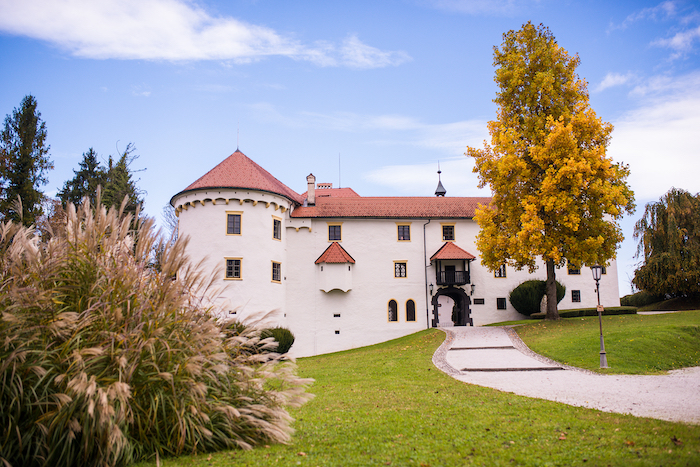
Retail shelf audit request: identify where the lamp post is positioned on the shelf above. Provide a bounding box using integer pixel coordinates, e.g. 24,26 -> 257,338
591,265 -> 609,369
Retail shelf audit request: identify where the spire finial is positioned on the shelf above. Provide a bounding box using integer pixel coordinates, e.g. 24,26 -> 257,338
237,122 -> 239,151
435,161 -> 446,197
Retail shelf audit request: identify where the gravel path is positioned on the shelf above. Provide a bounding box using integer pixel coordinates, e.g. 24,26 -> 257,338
432,326 -> 700,424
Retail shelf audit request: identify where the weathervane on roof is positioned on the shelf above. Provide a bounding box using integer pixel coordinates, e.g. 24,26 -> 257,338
237,122 -> 239,151
435,161 -> 446,197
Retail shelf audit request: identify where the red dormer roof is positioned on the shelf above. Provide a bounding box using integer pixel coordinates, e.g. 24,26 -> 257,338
430,242 -> 476,261
292,196 -> 491,219
171,150 -> 303,204
315,242 -> 356,264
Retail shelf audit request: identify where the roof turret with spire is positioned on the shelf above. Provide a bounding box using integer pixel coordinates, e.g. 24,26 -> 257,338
435,163 -> 446,197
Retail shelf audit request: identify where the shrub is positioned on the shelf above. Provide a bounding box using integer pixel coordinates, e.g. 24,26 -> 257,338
0,199 -> 312,467
509,280 -> 566,316
620,290 -> 663,308
531,307 -> 637,319
261,327 -> 296,354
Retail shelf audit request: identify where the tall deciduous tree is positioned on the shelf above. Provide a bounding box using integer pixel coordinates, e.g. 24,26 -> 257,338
633,188 -> 700,297
0,95 -> 53,225
466,22 -> 635,320
57,148 -> 107,207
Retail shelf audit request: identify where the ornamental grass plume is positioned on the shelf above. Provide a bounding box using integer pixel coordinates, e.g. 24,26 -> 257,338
0,196 -> 313,467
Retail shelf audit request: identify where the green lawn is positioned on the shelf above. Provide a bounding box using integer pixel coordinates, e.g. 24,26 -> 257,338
514,310 -> 700,374
136,325 -> 700,467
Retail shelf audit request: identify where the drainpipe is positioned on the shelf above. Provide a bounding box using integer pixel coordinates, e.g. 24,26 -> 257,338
423,219 -> 431,329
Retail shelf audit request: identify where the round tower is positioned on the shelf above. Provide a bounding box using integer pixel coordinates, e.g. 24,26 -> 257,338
170,150 -> 302,324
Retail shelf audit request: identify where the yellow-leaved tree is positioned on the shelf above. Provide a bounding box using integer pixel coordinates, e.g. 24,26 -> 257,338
466,22 -> 635,320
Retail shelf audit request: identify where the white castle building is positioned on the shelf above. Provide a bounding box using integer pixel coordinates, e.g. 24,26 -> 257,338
170,150 -> 621,357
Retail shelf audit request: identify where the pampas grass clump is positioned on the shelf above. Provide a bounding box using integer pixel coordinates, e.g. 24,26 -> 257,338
0,198 -> 312,467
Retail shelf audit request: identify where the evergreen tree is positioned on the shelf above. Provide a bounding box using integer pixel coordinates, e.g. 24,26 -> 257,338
467,22 -> 635,319
0,95 -> 53,225
57,148 -> 107,207
101,142 -> 145,216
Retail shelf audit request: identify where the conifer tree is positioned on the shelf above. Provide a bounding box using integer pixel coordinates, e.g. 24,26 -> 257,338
467,22 -> 635,319
0,95 -> 53,225
57,147 -> 107,207
101,142 -> 144,216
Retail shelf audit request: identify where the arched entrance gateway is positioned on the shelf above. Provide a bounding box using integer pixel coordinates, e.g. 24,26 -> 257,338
429,242 -> 476,327
431,286 -> 472,327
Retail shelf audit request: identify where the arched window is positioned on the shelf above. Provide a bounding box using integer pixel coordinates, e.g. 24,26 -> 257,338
388,300 -> 398,322
406,299 -> 416,322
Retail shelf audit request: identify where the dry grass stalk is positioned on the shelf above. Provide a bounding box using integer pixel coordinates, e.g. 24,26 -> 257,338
0,197 -> 313,467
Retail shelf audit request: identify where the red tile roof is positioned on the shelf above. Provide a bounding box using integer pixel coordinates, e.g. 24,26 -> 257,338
301,187 -> 361,199
315,242 -> 356,264
430,242 -> 477,261
172,150 -> 303,204
292,196 -> 491,219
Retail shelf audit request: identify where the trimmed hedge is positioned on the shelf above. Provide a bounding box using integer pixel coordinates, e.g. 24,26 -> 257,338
261,327 -> 296,354
531,306 -> 638,319
621,290 -> 664,307
509,280 -> 566,316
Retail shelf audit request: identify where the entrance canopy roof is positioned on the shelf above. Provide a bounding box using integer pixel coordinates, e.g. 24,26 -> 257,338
430,242 -> 476,261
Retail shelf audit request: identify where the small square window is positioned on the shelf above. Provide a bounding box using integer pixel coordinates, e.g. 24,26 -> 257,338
394,262 -> 407,278
273,218 -> 282,240
328,224 -> 341,241
568,262 -> 580,275
572,290 -> 581,302
397,225 -> 411,241
225,259 -> 241,279
473,298 -> 485,305
442,225 -> 455,241
227,213 -> 241,235
272,262 -> 281,282
494,264 -> 507,278
496,297 -> 507,310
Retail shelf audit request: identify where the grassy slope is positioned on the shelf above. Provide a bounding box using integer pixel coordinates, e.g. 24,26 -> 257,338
514,311 -> 700,374
139,329 -> 700,467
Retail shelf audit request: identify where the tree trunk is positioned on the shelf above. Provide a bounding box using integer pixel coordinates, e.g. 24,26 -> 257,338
545,259 -> 560,320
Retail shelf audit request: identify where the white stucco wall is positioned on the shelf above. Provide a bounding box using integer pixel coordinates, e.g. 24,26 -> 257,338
172,189 -> 292,326
174,188 -> 623,358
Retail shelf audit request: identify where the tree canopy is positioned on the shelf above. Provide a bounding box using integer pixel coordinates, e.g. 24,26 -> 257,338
633,188 -> 700,297
59,143 -> 144,216
466,22 -> 635,319
0,95 -> 53,226
57,147 -> 107,207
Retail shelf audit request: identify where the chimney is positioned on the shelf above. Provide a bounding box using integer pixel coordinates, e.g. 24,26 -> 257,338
306,173 -> 316,205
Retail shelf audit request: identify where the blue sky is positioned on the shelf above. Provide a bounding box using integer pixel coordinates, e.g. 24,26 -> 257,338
1,0 -> 699,295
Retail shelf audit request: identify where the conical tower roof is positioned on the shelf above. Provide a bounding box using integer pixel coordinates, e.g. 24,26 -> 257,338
171,150 -> 303,204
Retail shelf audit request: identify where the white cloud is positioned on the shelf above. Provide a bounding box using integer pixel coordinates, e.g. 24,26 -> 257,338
608,71 -> 700,202
0,0 -> 410,67
652,24 -> 700,57
609,0 -> 677,31
363,157 -> 488,196
594,72 -> 636,92
340,35 -> 411,69
250,103 -> 488,156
